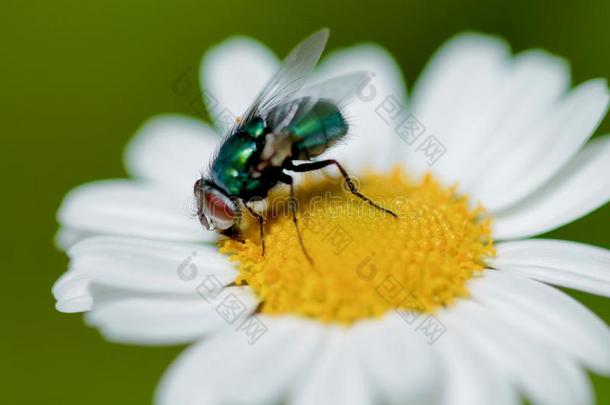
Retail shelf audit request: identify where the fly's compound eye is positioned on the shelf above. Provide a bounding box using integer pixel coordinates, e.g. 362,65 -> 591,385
194,181 -> 237,231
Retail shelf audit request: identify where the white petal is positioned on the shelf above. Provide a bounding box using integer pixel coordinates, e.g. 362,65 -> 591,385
68,236 -> 236,294
86,286 -> 257,345
352,314 -> 440,404
156,316 -> 323,405
490,238 -> 610,297
54,228 -> 97,251
52,271 -> 92,313
408,32 -> 512,182
406,31 -> 607,221
201,36 -> 278,127
58,180 -> 211,243
436,307 -> 519,405
474,79 -> 608,211
124,114 -> 219,191
448,299 -> 593,405
469,270 -> 610,375
52,270 -> 86,298
315,44 -> 408,172
456,49 -> 570,194
493,135 -> 610,239
289,326 -> 373,405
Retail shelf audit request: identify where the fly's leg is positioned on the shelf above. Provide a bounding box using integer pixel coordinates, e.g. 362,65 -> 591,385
245,204 -> 266,256
284,159 -> 398,218
278,173 -> 313,265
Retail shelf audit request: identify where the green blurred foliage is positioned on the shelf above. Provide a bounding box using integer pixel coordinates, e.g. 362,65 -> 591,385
1,0 -> 609,403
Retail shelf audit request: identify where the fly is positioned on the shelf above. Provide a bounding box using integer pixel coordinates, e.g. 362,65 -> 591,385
194,28 -> 397,263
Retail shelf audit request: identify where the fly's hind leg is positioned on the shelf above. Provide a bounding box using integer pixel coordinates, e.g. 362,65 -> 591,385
245,203 -> 266,256
278,173 -> 313,265
284,159 -> 398,218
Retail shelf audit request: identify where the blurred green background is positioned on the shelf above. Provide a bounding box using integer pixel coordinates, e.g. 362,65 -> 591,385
2,0 -> 609,403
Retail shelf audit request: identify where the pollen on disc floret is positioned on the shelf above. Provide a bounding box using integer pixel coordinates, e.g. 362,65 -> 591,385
219,165 -> 495,325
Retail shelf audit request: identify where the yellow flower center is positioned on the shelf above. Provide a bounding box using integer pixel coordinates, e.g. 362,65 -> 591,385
220,165 -> 494,324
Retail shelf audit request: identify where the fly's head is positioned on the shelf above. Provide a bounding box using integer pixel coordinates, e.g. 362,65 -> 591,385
194,178 -> 239,232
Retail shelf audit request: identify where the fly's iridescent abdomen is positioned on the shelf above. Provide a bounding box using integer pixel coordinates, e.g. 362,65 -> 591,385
269,98 -> 348,160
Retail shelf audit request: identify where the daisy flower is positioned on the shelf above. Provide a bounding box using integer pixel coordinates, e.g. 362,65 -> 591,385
53,31 -> 610,405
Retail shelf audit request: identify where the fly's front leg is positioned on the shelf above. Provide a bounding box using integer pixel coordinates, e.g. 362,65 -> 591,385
284,159 -> 398,218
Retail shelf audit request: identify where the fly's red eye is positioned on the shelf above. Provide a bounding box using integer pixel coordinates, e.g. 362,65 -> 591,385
205,192 -> 234,221
203,188 -> 236,230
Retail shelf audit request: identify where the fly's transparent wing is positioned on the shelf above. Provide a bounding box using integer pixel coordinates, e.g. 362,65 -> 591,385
240,28 -> 330,124
297,71 -> 369,105
269,72 -> 368,133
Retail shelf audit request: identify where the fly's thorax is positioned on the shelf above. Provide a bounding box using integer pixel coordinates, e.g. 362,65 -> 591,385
211,120 -> 282,200
242,117 -> 266,139
211,129 -> 265,196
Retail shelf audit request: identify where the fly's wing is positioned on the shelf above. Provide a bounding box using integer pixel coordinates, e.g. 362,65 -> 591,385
268,71 -> 368,134
238,28 -> 330,126
297,71 -> 369,106
261,72 -> 369,163
212,29 -> 329,171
